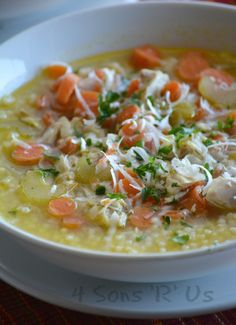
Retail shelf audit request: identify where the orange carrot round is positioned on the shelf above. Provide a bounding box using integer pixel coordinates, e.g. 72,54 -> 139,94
131,45 -> 161,69
60,138 -> 78,155
129,206 -> 154,229
116,105 -> 140,124
44,64 -> 67,79
55,73 -> 80,105
177,51 -> 209,83
161,81 -> 181,102
200,68 -> 234,87
62,216 -> 84,229
76,90 -> 99,116
12,144 -> 44,166
48,197 -> 77,217
127,79 -> 140,97
181,183 -> 207,214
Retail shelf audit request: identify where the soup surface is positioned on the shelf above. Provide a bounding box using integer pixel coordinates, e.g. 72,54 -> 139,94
1,46 -> 236,253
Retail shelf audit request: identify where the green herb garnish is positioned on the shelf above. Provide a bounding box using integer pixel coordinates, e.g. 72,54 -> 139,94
86,138 -> 92,146
107,193 -> 127,200
203,139 -> 213,147
172,233 -> 190,245
141,187 -> 164,203
162,216 -> 171,230
180,221 -> 193,228
97,91 -> 120,121
95,185 -> 106,195
169,126 -> 193,146
135,234 -> 146,242
134,157 -> 167,179
133,150 -> 144,161
39,168 -> 59,178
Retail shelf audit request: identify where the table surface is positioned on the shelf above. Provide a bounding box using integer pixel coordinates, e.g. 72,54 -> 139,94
1,0 -> 236,324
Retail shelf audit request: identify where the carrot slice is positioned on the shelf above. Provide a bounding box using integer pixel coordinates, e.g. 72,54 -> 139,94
116,105 -> 140,124
114,169 -> 143,198
76,90 -> 99,116
62,216 -> 84,229
55,73 -> 80,105
131,45 -> 161,69
181,183 -> 207,214
60,138 -> 78,155
95,69 -> 105,81
120,121 -> 144,148
127,79 -> 140,97
48,197 -> 76,217
42,112 -> 54,127
177,51 -> 209,83
229,111 -> 236,120
161,81 -> 181,102
44,64 -> 67,79
129,206 -> 154,229
12,144 -> 44,166
200,68 -> 234,87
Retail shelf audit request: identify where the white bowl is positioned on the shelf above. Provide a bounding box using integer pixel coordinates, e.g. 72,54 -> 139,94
1,1 -> 236,282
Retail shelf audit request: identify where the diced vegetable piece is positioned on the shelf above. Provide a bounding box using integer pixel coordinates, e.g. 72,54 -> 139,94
127,79 -> 140,97
60,138 -> 78,155
44,64 -> 67,79
55,73 -> 80,105
181,183 -> 207,214
12,145 -> 44,166
76,157 -> 96,183
116,105 -> 140,124
62,216 -> 84,229
114,169 -> 142,197
48,197 -> 76,217
96,167 -> 112,182
76,90 -> 99,116
21,170 -> 54,202
177,51 -> 209,83
161,81 -> 181,102
200,68 -> 234,87
129,206 -> 154,229
170,101 -> 195,125
206,177 -> 236,210
131,45 -> 161,69
198,76 -> 236,108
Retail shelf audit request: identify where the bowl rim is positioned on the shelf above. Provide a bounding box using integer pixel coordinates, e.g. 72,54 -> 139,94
1,0 -> 236,260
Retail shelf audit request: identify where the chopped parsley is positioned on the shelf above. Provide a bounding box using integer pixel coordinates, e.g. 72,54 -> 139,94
107,193 -> 127,200
158,145 -> 173,159
86,158 -> 92,165
169,126 -> 193,146
147,95 -> 155,106
126,161 -> 132,168
95,185 -> 106,195
39,168 -> 59,178
133,150 -> 144,161
162,216 -> 171,230
74,128 -> 83,138
86,138 -> 92,146
180,220 -> 193,228
171,182 -> 179,188
134,157 -> 167,179
135,234 -> 146,242
97,91 -> 120,121
141,187 -> 164,203
204,163 -> 213,175
217,117 -> 234,131
203,138 -> 213,147
172,233 -> 190,245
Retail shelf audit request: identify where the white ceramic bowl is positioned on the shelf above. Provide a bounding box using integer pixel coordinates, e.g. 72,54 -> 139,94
1,1 -> 236,282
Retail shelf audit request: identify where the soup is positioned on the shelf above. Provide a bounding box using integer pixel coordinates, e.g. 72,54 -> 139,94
1,46 -> 236,253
